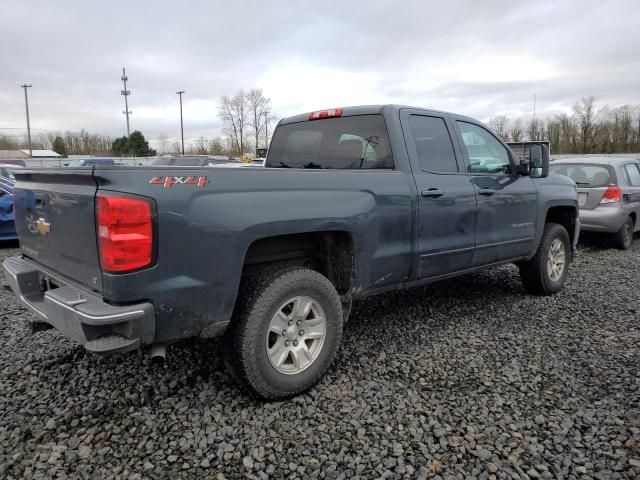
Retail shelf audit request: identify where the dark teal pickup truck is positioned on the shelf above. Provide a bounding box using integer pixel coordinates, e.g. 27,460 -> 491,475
2,105 -> 579,398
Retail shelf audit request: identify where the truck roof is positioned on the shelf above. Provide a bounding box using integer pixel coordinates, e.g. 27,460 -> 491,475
278,104 -> 475,125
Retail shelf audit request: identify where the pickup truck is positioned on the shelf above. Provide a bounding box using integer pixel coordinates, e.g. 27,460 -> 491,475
2,105 -> 579,399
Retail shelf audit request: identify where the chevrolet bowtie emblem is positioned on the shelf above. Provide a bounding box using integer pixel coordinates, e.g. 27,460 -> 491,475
36,217 -> 51,236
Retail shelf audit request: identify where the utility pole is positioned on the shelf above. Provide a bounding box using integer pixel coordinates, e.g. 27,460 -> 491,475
176,91 -> 185,155
263,110 -> 270,149
532,94 -> 537,122
21,84 -> 33,157
121,67 -> 131,136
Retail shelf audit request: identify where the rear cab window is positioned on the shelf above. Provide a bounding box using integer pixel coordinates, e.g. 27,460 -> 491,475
550,164 -> 613,187
266,115 -> 393,169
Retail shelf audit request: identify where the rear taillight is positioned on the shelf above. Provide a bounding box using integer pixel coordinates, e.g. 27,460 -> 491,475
309,108 -> 342,120
600,186 -> 622,204
96,194 -> 153,272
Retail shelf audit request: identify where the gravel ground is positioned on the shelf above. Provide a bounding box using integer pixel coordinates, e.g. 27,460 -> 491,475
0,239 -> 638,479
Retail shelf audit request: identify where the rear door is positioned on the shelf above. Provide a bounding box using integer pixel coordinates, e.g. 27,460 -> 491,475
452,119 -> 538,264
400,110 -> 477,278
12,169 -> 102,291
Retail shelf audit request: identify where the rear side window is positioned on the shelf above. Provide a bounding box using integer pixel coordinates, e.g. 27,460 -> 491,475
409,115 -> 458,173
624,164 -> 640,186
550,164 -> 612,187
266,115 -> 393,169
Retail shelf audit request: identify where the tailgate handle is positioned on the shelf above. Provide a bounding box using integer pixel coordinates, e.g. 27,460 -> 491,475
35,193 -> 48,212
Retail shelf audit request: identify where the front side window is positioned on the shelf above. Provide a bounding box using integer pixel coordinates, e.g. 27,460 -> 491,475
457,121 -> 511,174
624,164 -> 640,186
266,115 -> 393,169
409,115 -> 458,173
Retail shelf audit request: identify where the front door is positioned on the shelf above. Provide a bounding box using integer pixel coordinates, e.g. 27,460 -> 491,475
452,119 -> 538,265
401,111 -> 477,278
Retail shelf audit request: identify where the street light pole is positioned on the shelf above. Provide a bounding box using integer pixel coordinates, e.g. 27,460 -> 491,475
176,90 -> 185,155
21,84 -> 33,157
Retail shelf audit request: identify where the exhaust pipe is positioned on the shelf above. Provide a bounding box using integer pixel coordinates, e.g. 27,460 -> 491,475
150,343 -> 166,362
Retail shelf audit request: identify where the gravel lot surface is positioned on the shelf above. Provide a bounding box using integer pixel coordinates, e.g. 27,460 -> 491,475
0,240 -> 638,479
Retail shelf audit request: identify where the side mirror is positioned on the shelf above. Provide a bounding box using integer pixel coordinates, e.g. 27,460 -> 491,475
529,143 -> 549,178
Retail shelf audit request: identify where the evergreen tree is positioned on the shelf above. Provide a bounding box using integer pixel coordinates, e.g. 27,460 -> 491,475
112,131 -> 156,156
52,136 -> 67,157
111,136 -> 128,156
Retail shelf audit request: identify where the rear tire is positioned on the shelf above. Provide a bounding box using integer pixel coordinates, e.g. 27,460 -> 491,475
223,267 -> 343,399
519,222 -> 570,295
612,217 -> 634,250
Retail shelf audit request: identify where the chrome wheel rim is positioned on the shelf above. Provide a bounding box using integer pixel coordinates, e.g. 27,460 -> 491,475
547,238 -> 566,282
266,296 -> 327,375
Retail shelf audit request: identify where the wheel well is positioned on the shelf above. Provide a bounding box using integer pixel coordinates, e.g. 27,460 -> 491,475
242,231 -> 354,295
545,206 -> 577,244
629,211 -> 636,225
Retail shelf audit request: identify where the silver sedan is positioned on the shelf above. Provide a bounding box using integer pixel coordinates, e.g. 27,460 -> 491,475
550,157 -> 640,249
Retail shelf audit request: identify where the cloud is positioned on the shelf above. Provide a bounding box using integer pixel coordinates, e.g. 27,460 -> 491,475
0,0 -> 638,148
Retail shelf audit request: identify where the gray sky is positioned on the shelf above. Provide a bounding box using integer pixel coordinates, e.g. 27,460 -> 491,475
1,0 -> 639,148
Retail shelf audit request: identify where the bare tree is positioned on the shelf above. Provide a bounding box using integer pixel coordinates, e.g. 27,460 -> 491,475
247,88 -> 271,152
526,118 -> 545,141
158,133 -> 169,154
509,120 -> 523,142
191,136 -> 209,155
488,116 -> 509,141
546,117 -> 561,152
573,96 -> 606,153
611,106 -> 633,152
208,137 -> 225,155
219,91 -> 249,155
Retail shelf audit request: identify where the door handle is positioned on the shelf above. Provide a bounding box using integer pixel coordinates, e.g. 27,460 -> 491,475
421,188 -> 443,198
478,188 -> 496,196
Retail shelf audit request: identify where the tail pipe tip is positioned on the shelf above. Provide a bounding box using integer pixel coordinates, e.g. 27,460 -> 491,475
150,343 -> 167,362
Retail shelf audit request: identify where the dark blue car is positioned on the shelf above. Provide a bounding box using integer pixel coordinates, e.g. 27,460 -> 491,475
0,164 -> 19,241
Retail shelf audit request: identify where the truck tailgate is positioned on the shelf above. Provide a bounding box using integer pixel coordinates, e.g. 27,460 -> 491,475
12,169 -> 102,291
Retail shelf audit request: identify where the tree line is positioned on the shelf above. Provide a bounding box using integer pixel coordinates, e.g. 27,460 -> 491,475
488,97 -> 640,154
0,130 -> 114,156
3,96 -> 638,158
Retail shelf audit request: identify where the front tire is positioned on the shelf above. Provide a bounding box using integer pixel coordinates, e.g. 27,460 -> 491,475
223,267 -> 343,399
612,216 -> 634,250
519,222 -> 570,295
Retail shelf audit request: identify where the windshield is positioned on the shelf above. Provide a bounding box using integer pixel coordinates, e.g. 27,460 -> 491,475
550,163 -> 612,187
68,159 -> 86,167
266,115 -> 393,169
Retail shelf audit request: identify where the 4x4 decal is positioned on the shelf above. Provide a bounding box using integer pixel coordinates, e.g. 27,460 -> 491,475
149,176 -> 208,188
